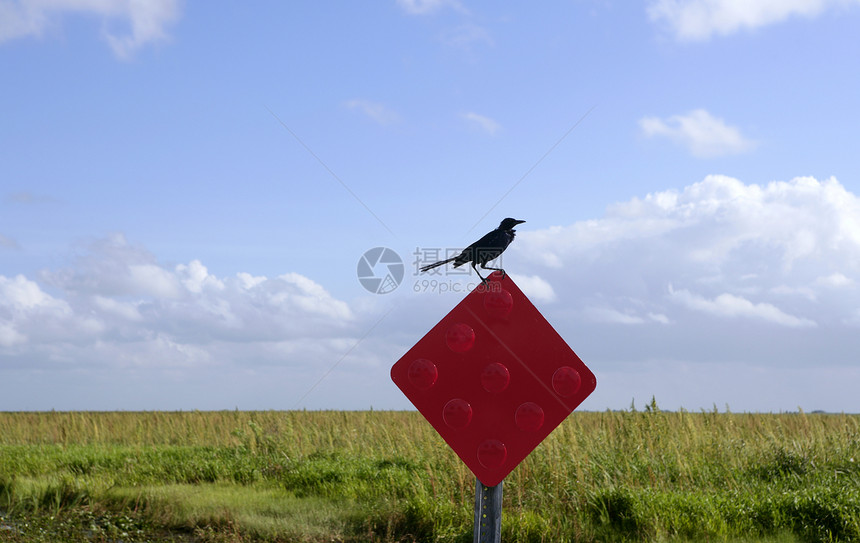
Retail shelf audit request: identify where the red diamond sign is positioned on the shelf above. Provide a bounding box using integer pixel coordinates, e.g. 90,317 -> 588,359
391,272 -> 596,486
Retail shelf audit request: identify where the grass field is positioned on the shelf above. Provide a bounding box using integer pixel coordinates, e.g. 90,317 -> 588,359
1,407 -> 858,542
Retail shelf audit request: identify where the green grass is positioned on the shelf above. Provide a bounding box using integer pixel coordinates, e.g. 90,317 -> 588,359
107,483 -> 357,540
0,408 -> 858,542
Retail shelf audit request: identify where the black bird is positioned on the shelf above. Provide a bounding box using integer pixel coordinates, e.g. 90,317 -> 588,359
420,218 -> 526,283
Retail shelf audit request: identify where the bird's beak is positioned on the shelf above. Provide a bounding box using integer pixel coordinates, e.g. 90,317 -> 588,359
514,220 -> 526,225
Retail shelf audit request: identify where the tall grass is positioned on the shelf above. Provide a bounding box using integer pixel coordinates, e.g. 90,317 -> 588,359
1,408 -> 858,542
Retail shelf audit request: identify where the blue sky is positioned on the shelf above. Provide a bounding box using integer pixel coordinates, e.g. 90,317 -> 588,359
2,0 -> 860,412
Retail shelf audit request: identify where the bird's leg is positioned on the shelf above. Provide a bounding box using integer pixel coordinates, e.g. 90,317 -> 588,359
481,263 -> 506,278
472,262 -> 488,284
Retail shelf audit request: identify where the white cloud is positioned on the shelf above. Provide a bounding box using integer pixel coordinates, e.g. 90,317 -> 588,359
127,263 -> 183,298
345,99 -> 401,125
1,234 -> 356,376
0,322 -> 25,347
177,260 -> 225,293
0,274 -> 69,312
462,112 -> 502,136
237,272 -> 266,290
0,274 -> 103,347
274,272 -> 353,321
0,0 -> 181,58
648,312 -> 671,324
585,307 -> 645,325
584,307 -> 671,325
640,109 -> 757,157
93,295 -> 142,321
647,0 -> 860,41
815,272 -> 853,288
512,274 -> 556,303
503,174 -> 860,412
516,174 -> 860,333
668,285 -> 817,327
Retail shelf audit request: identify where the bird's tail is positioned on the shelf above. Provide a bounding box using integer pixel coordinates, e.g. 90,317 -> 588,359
419,257 -> 456,273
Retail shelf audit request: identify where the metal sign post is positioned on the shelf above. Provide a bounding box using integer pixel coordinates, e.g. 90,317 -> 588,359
473,479 -> 502,542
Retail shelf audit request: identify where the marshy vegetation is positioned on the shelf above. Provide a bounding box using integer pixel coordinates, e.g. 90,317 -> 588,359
1,407 -> 858,542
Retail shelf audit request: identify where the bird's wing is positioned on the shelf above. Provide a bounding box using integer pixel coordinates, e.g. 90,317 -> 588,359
455,230 -> 506,265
